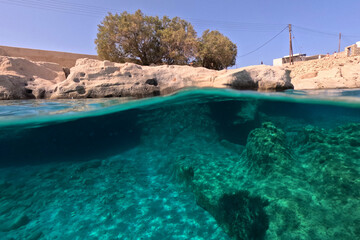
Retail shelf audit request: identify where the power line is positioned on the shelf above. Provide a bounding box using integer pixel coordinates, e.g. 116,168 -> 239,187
1,0 -> 287,29
292,30 -> 305,54
43,0 -> 112,11
1,0 -> 359,61
293,25 -> 360,38
0,0 -> 286,32
342,35 -> 357,46
293,25 -> 338,36
185,18 -> 286,32
1,0 -> 114,15
0,0 -> 102,17
238,26 -> 288,57
3,0 -> 358,38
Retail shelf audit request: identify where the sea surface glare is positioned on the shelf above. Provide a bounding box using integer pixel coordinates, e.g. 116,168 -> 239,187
0,88 -> 359,239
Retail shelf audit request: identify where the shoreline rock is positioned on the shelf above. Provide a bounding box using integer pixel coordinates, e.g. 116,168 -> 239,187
1,54 -> 360,100
0,56 -> 65,99
287,55 -> 360,90
0,57 -> 293,100
51,58 -> 293,99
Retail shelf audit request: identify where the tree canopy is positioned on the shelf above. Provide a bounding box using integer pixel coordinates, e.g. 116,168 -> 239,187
159,16 -> 198,65
95,10 -> 237,70
197,30 -> 237,70
95,10 -> 163,65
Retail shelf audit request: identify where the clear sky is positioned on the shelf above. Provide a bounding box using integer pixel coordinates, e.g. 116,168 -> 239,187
0,0 -> 360,67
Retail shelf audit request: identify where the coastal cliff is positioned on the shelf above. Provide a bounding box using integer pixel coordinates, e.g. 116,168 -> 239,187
1,55 -> 360,100
288,55 -> 360,89
0,57 -> 292,100
0,56 -> 65,99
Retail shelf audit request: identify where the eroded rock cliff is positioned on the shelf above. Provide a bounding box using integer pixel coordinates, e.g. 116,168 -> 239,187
288,55 -> 360,89
0,57 -> 293,100
0,56 -> 65,99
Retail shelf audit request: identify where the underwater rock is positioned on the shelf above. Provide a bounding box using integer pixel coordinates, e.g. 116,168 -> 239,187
27,231 -> 43,240
298,123 -> 360,200
302,123 -> 360,146
0,214 -> 30,232
217,191 -> 269,240
171,120 -> 360,239
172,163 -> 195,186
74,160 -> 102,174
139,104 -> 218,149
209,100 -> 261,145
246,122 -> 292,174
0,181 -> 12,192
233,101 -> 259,125
171,150 -> 270,240
0,91 -> 359,239
220,139 -> 245,153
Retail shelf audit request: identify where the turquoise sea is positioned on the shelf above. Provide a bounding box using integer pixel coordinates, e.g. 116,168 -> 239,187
0,88 -> 359,240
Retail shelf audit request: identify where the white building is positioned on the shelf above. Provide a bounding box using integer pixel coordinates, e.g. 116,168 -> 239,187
273,53 -> 306,66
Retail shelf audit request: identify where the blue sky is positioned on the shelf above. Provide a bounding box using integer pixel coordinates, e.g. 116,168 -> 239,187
0,0 -> 360,67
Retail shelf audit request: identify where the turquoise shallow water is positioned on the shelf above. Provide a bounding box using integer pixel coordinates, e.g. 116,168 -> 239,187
0,88 -> 359,239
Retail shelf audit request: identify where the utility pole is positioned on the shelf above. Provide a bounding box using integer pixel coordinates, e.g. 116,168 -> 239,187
338,32 -> 342,53
288,24 -> 294,65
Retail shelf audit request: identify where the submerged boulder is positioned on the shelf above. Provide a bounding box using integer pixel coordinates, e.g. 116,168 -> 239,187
298,123 -> 360,200
172,153 -> 270,240
217,191 -> 269,240
0,214 -> 30,232
246,122 -> 292,174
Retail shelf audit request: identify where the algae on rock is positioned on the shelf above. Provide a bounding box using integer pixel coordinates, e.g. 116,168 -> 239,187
246,122 -> 293,175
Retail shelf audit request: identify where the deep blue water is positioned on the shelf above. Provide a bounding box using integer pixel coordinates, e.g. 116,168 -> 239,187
0,88 -> 359,239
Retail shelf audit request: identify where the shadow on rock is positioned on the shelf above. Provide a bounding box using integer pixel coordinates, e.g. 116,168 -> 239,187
217,190 -> 269,240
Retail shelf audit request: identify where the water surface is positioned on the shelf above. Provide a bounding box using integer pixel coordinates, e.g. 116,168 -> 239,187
0,88 -> 359,239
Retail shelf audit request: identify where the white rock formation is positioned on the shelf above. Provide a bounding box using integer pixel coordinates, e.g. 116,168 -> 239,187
0,56 -> 65,99
51,58 -> 293,99
288,56 -> 360,90
0,57 -> 293,100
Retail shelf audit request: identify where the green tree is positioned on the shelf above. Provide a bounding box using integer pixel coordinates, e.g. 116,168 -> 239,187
95,11 -> 236,69
95,13 -> 125,63
197,30 -> 237,70
95,10 -> 163,65
159,16 -> 198,65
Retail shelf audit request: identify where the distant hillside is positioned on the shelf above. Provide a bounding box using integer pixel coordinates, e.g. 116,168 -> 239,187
0,45 -> 98,68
